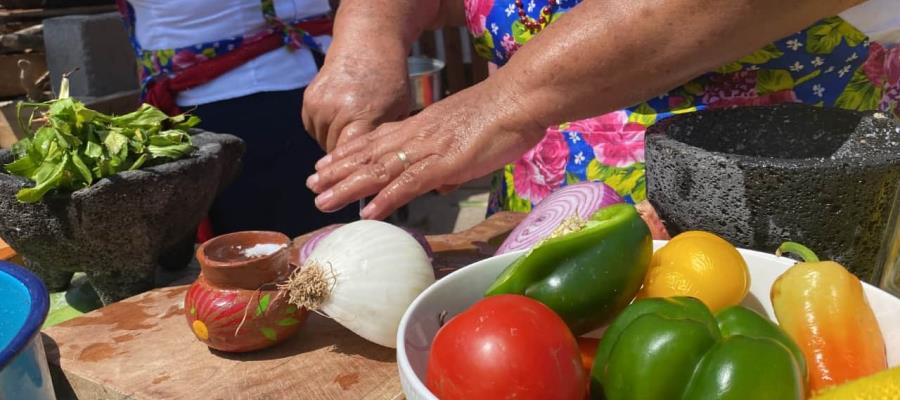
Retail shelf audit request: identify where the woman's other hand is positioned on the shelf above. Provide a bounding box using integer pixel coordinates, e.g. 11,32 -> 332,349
302,0 -> 465,152
306,79 -> 546,220
302,53 -> 410,152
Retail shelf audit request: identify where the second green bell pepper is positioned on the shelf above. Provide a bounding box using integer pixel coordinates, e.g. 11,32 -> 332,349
592,297 -> 807,400
485,203 -> 652,335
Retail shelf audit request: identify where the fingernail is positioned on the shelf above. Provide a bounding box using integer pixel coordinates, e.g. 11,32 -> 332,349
360,203 -> 376,219
306,174 -> 319,189
316,154 -> 332,170
315,190 -> 333,208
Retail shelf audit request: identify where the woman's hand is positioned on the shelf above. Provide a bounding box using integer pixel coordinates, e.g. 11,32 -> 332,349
306,79 -> 545,219
301,0 -> 465,152
302,53 -> 410,152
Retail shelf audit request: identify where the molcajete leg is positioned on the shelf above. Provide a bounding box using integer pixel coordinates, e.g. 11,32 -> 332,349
86,265 -> 156,305
24,258 -> 74,292
159,231 -> 196,271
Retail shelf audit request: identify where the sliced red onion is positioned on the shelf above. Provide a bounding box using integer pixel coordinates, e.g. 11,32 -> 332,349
403,227 -> 435,261
298,224 -> 433,264
298,224 -> 343,264
496,182 -> 624,255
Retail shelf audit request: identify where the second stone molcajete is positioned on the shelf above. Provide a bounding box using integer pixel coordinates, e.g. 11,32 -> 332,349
646,105 -> 900,284
0,131 -> 244,304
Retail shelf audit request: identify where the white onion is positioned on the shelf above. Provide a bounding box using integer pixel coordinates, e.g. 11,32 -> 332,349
496,182 -> 624,254
298,224 -> 434,264
283,220 -> 435,348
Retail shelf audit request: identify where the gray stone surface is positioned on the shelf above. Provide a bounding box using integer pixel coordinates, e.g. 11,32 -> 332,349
43,12 -> 138,98
646,104 -> 900,284
0,131 -> 244,304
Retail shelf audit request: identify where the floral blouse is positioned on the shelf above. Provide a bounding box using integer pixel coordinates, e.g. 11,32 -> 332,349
463,0 -> 900,214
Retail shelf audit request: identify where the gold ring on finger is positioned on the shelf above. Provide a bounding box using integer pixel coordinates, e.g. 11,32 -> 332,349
397,151 -> 410,168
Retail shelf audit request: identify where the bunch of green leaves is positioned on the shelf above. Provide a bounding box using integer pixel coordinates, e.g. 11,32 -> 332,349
3,76 -> 200,203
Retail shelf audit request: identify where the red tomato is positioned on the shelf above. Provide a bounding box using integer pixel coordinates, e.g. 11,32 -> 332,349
426,294 -> 586,400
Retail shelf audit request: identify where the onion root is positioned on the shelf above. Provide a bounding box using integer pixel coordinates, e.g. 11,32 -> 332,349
278,261 -> 336,311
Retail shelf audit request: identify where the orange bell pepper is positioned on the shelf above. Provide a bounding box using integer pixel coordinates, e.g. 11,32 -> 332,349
771,242 -> 887,394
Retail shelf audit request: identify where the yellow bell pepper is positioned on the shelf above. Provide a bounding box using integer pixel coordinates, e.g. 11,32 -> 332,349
812,366 -> 900,400
638,231 -> 750,312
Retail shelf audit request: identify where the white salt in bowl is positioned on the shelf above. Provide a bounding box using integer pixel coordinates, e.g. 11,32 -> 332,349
397,240 -> 900,400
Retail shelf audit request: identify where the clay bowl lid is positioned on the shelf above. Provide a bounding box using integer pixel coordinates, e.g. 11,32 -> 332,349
196,231 -> 292,290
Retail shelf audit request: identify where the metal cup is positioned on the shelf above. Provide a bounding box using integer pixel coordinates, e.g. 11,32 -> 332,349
407,56 -> 445,112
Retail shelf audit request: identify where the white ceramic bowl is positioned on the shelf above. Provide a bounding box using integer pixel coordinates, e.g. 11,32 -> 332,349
397,241 -> 900,400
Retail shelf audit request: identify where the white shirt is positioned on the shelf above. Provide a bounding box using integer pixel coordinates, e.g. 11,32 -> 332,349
128,0 -> 332,106
840,0 -> 900,46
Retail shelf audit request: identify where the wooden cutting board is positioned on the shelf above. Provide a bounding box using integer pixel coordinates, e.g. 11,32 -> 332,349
42,212 -> 525,400
0,236 -> 19,262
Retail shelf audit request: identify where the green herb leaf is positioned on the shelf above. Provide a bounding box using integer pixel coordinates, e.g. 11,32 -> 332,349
58,75 -> 70,99
167,113 -> 201,131
4,157 -> 36,177
84,141 -> 103,159
103,131 -> 129,157
70,152 -> 93,185
129,154 -> 148,171
111,104 -> 168,128
150,130 -> 188,146
148,143 -> 194,159
16,155 -> 68,203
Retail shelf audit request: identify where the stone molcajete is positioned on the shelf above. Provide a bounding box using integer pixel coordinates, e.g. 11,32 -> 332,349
185,231 -> 308,353
646,104 -> 900,284
0,131 -> 244,304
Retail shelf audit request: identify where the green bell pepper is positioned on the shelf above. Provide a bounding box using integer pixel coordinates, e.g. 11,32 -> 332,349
592,297 -> 807,400
485,203 -> 652,335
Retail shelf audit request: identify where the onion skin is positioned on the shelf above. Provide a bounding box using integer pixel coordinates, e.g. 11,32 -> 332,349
298,224 -> 434,264
496,182 -> 624,255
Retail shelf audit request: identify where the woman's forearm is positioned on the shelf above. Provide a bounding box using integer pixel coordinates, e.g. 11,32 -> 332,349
327,0 -> 465,60
488,0 -> 865,137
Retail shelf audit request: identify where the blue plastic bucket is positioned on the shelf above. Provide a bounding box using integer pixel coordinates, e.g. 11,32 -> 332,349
0,260 -> 55,399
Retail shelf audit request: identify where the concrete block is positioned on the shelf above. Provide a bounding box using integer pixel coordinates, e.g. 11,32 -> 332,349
43,12 -> 137,98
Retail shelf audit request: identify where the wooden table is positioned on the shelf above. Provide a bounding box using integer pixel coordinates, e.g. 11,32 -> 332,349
0,236 -> 20,263
0,5 -> 116,22
42,212 -> 524,400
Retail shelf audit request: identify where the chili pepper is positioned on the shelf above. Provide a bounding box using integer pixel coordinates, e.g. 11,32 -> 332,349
591,297 -> 806,400
485,203 -> 652,335
771,242 -> 887,394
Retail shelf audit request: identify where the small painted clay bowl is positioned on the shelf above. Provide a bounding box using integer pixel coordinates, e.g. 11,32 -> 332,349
185,231 -> 308,353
